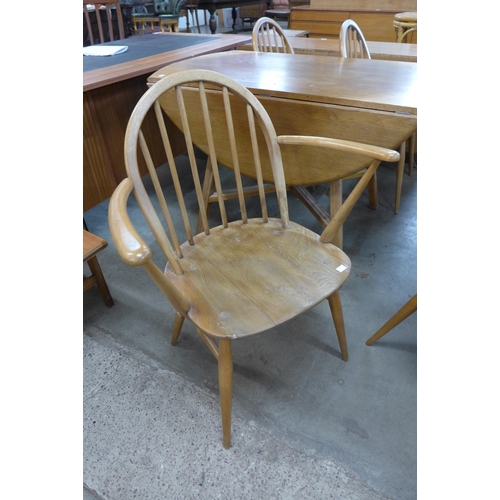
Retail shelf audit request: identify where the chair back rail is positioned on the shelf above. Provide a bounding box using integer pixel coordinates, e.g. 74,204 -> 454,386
124,70 -> 290,276
83,1 -> 125,45
339,19 -> 371,59
252,17 -> 294,54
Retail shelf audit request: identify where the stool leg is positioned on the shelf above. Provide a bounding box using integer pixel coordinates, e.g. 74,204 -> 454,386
86,256 -> 114,307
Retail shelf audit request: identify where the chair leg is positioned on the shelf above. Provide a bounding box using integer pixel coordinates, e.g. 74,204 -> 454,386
171,312 -> 185,345
395,142 -> 406,214
86,255 -> 114,307
366,294 -> 417,346
218,339 -> 233,449
327,290 -> 348,361
367,171 -> 378,209
408,132 -> 416,177
329,180 -> 343,249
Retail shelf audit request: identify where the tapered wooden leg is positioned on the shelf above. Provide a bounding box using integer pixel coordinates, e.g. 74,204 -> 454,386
329,180 -> 343,249
171,312 -> 185,346
218,339 -> 233,449
395,142 -> 406,214
366,294 -> 417,346
367,171 -> 378,209
408,132 -> 416,177
327,290 -> 348,361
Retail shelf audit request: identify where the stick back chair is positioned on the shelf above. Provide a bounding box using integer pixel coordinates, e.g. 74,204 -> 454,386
108,69 -> 399,448
252,17 -> 294,54
339,19 -> 371,59
83,1 -> 125,46
339,19 -> 415,214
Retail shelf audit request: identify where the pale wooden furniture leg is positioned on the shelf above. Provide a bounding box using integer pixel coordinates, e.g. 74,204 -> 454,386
218,339 -> 233,449
330,179 -> 343,249
408,132 -> 416,177
327,290 -> 348,361
366,294 -> 417,346
395,142 -> 406,214
171,311 -> 185,345
367,172 -> 378,209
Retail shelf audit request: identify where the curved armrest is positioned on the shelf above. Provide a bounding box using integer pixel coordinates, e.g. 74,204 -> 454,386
108,178 -> 152,267
277,135 -> 400,163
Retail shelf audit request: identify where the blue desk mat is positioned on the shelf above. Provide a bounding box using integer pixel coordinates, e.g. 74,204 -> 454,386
83,34 -> 215,72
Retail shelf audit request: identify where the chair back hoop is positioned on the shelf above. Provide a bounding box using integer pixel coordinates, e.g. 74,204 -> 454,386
339,19 -> 371,59
252,17 -> 294,54
124,69 -> 290,273
83,1 -> 125,45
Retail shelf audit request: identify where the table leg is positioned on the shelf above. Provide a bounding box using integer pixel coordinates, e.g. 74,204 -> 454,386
208,9 -> 217,34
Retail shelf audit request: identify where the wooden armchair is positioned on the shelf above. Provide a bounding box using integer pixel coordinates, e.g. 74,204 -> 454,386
131,0 -> 185,34
252,17 -> 294,53
108,69 -> 399,448
83,1 -> 125,46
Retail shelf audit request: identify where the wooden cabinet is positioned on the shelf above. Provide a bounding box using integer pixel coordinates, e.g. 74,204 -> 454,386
289,0 -> 417,42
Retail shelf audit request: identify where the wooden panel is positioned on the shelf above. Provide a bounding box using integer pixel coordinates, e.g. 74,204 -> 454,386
288,20 -> 341,36
84,74 -> 184,212
290,5 -> 416,41
350,12 -> 396,42
291,8 -> 346,21
310,0 -> 416,10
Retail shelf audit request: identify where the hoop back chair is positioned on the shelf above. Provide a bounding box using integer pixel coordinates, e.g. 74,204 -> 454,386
339,19 -> 415,213
108,69 -> 399,448
252,17 -> 294,54
339,19 -> 371,59
83,1 -> 125,46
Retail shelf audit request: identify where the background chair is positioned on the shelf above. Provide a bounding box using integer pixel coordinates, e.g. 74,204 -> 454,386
83,1 -> 125,46
108,69 -> 399,448
393,12 -> 417,183
252,16 -> 294,53
264,0 -> 291,29
83,230 -> 114,308
131,0 -> 184,35
184,0 -> 201,33
339,19 -> 371,59
339,19 -> 415,214
366,295 -> 416,345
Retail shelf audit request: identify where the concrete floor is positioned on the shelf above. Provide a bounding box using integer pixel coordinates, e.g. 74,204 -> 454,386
84,145 -> 417,500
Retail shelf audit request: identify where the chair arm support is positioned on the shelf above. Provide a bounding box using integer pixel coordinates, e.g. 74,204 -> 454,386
108,178 -> 192,315
108,178 -> 153,267
277,135 -> 400,163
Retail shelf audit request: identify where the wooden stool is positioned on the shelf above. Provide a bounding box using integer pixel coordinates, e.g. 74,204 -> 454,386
84,230 -> 114,308
393,11 -> 417,43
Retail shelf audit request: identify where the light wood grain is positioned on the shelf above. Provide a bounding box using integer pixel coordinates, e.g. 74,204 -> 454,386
148,51 -> 417,115
108,70 -> 401,447
239,37 -> 417,62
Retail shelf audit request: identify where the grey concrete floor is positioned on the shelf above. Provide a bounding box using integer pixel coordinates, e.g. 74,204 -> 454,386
84,151 -> 417,500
